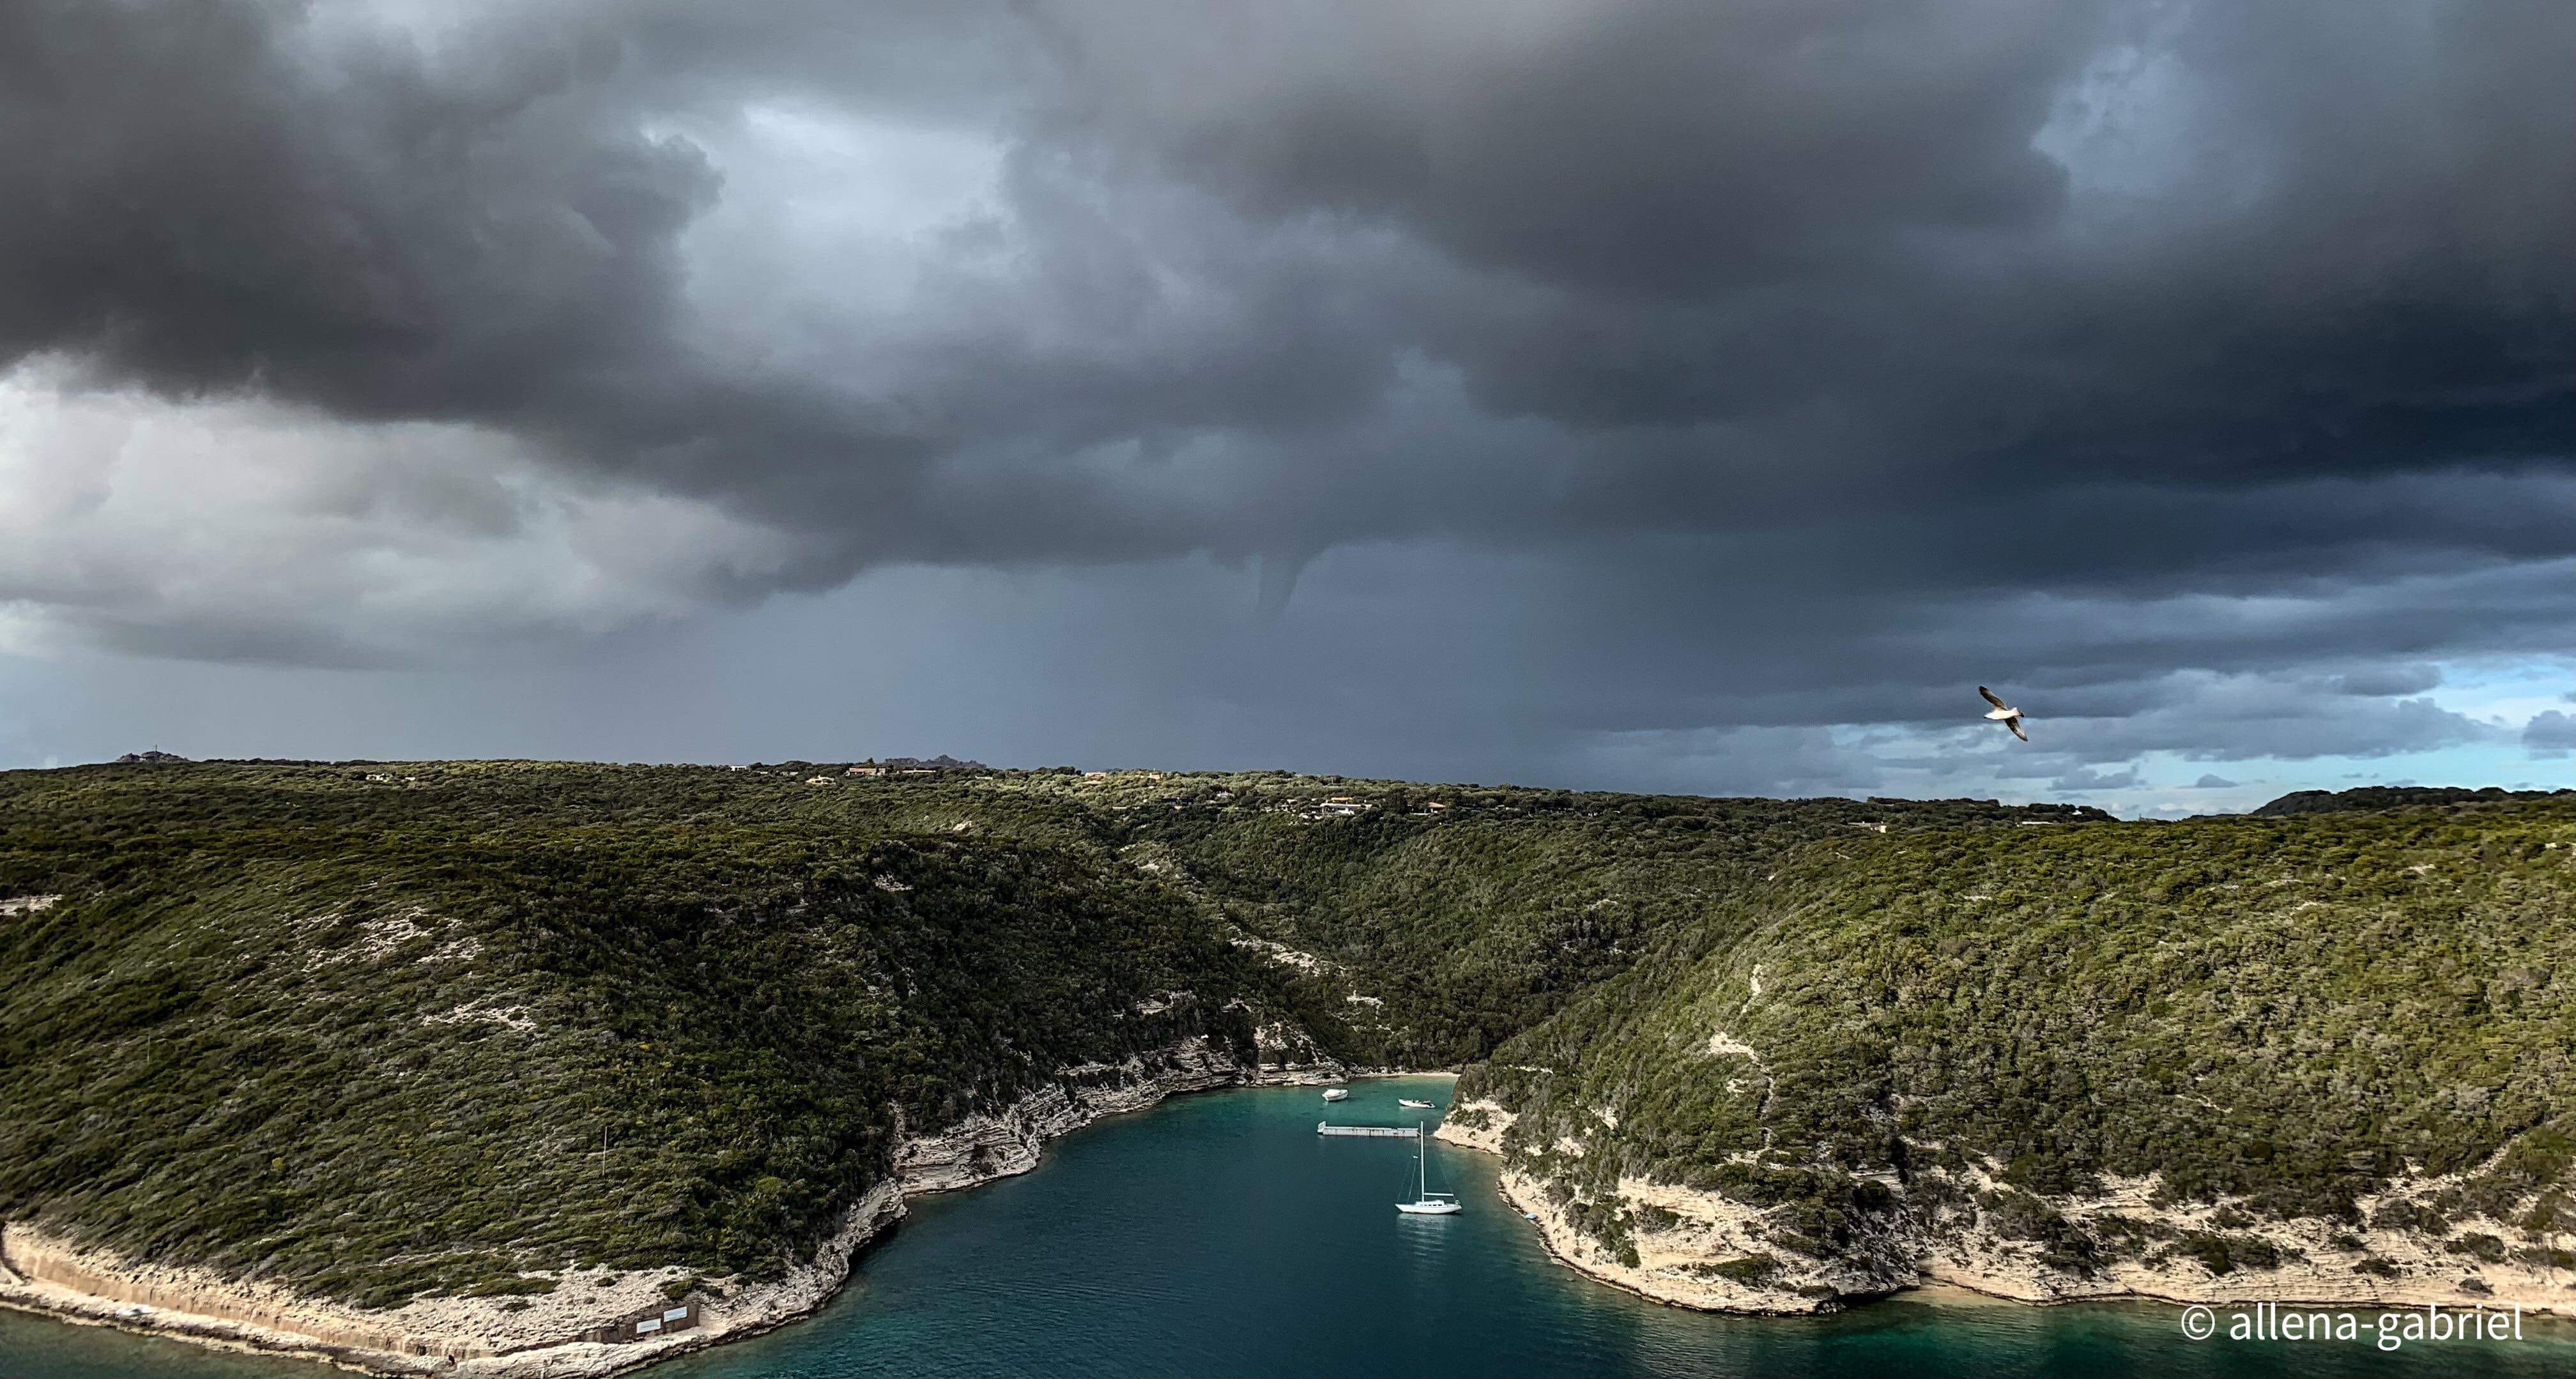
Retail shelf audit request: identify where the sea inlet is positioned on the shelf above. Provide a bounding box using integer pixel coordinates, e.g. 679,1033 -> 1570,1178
6,1076 -> 2573,1378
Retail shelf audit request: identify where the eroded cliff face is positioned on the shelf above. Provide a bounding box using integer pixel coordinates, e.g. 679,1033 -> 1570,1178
1904,1156 -> 2576,1313
0,1207 -> 891,1378
0,1035 -> 1344,1378
1434,1101 -> 1901,1316
1435,1100 -> 2576,1318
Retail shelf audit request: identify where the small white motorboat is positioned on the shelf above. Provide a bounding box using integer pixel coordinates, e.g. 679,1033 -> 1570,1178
1397,1124 -> 1461,1215
1398,1099 -> 1434,1109
1322,1088 -> 1349,1102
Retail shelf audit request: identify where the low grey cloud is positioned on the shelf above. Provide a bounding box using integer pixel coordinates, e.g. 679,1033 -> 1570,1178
0,0 -> 2568,793
2525,711 -> 2576,759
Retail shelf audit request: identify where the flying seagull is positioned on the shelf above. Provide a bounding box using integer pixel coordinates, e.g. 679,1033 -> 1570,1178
1978,687 -> 2028,742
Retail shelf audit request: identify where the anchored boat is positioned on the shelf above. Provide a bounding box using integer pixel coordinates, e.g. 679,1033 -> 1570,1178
1396,1123 -> 1461,1215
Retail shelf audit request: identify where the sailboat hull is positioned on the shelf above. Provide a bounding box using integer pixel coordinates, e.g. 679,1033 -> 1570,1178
1397,1118 -> 1460,1214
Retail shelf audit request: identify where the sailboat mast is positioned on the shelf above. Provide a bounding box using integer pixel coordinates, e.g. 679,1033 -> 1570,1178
1418,1122 -> 1427,1197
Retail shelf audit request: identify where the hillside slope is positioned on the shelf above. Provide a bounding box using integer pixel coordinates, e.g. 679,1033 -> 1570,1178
1113,776 -> 2106,1065
0,762 -> 1334,1371
6,763 -> 2573,1366
3,765 -> 2072,1318
1451,794 -> 2576,1313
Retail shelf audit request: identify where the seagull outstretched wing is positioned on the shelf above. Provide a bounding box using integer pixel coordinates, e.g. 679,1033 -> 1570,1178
1978,685 -> 2009,711
2007,717 -> 2028,743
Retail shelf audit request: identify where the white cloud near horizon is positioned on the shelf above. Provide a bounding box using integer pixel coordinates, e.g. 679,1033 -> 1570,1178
0,360 -> 806,664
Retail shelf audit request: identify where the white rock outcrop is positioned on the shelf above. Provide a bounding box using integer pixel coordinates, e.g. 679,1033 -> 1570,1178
1434,1099 -> 2576,1320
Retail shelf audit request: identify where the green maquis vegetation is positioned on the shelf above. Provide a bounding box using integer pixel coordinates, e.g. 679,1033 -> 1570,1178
1462,793 -> 2576,1276
0,761 -> 1283,1305
6,760 -> 2566,1309
0,761 -> 2080,1304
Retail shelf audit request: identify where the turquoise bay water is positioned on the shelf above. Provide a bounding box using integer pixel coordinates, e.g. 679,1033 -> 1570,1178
8,1077 -> 2573,1378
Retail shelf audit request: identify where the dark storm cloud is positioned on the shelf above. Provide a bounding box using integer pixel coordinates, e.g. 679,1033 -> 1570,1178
1047,1 -> 2572,477
8,0 -> 2566,554
0,0 -> 2570,788
0,3 -> 709,415
1052,3 -> 2095,296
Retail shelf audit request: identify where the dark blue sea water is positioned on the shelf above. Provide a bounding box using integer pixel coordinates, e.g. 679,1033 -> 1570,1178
7,1078 -> 2572,1378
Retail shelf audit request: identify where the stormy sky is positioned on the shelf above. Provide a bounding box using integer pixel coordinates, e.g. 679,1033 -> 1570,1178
1,0 -> 2570,814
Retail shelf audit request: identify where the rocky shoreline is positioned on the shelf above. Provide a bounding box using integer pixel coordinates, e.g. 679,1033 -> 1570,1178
0,1037 -> 1346,1377
1434,1099 -> 2576,1321
36,1065 -> 2562,1371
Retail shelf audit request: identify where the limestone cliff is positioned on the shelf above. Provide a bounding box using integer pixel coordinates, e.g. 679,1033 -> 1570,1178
1436,1100 -> 2576,1318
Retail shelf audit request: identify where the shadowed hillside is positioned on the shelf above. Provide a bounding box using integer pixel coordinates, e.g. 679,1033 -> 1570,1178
6,765 -> 2570,1321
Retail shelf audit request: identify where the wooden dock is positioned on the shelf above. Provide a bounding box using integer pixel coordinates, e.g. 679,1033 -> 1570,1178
1317,1121 -> 1420,1138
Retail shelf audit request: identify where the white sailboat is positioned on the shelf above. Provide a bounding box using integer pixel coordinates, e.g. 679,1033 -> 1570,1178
1396,1124 -> 1461,1215
1397,1098 -> 1433,1109
1322,1087 -> 1349,1102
